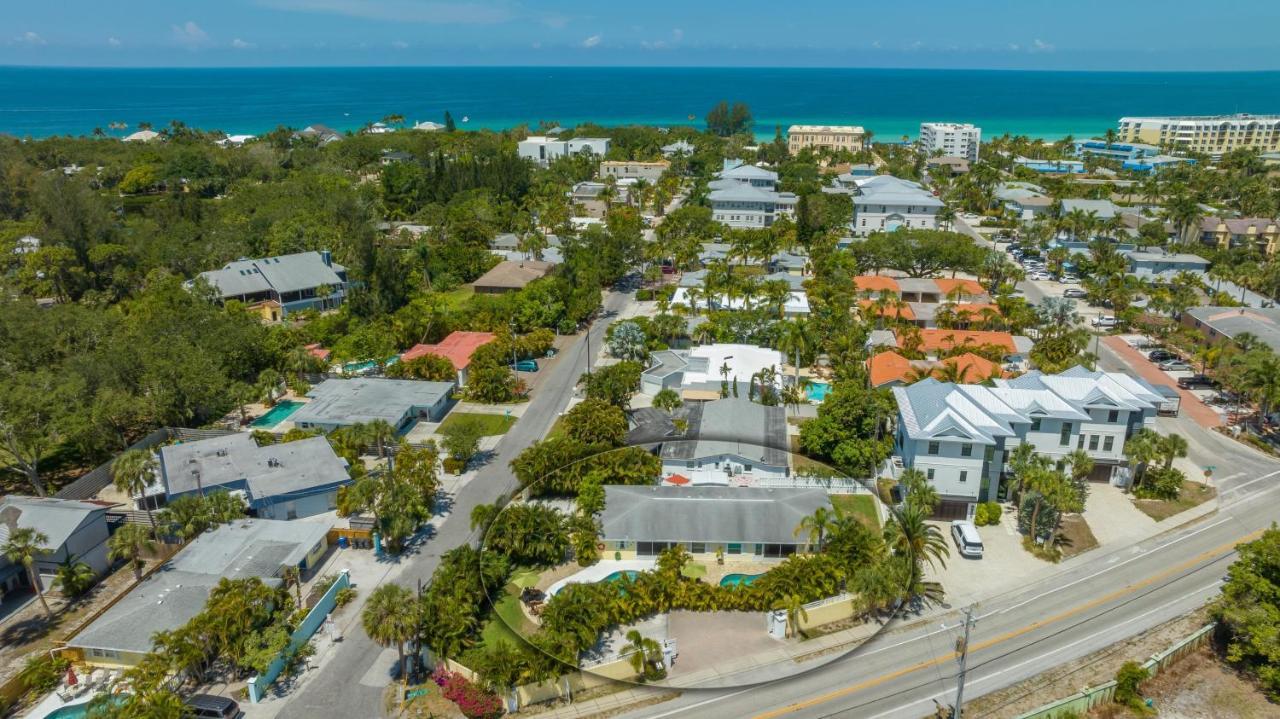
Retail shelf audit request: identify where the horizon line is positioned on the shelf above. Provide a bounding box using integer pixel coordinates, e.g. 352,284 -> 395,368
2,63 -> 1279,74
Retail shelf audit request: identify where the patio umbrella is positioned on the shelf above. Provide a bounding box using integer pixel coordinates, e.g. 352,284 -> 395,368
665,474 -> 690,486
65,665 -> 78,687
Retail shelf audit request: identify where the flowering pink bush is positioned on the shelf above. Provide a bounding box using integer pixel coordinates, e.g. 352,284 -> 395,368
431,667 -> 503,719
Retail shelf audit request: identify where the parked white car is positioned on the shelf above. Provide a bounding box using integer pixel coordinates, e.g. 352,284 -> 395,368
1060,275 -> 1081,284
1029,271 -> 1051,281
1092,315 -> 1118,328
951,521 -> 984,559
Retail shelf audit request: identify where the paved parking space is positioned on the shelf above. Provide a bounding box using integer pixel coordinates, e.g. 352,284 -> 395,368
925,515 -> 1052,609
1102,336 -> 1221,428
1083,482 -> 1156,546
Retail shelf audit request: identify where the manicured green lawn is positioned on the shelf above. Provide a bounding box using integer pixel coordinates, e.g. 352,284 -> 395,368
479,585 -> 537,648
437,412 -> 516,436
831,493 -> 880,529
680,563 -> 707,579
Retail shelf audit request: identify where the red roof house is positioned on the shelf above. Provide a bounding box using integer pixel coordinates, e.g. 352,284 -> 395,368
400,331 -> 498,386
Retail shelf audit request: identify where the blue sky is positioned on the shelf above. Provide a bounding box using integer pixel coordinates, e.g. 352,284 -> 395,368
4,0 -> 1278,71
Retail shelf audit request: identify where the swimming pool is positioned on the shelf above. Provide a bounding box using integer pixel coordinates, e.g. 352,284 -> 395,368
719,573 -> 762,587
341,356 -> 399,374
602,570 -> 640,583
806,382 -> 831,402
250,400 -> 304,428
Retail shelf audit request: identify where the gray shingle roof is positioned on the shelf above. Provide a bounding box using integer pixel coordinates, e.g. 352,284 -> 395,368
660,397 -> 788,467
0,497 -> 108,550
600,486 -> 830,545
196,251 -> 346,299
158,434 -> 350,500
291,378 -> 454,427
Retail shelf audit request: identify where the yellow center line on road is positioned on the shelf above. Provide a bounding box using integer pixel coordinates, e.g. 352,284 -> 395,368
752,528 -> 1264,719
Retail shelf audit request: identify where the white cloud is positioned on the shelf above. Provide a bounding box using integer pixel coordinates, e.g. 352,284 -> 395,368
640,40 -> 667,50
231,38 -> 255,49
259,0 -> 511,24
672,28 -> 683,41
16,31 -> 47,46
531,41 -> 542,50
871,40 -> 881,49
1031,38 -> 1055,52
171,21 -> 210,48
107,37 -> 121,47
581,34 -> 601,48
1008,43 -> 1020,51
391,40 -> 409,49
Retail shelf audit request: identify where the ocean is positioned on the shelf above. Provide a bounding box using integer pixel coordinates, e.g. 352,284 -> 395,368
2,66 -> 1279,140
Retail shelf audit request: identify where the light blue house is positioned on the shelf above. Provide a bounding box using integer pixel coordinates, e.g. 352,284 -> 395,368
1124,250 -> 1209,280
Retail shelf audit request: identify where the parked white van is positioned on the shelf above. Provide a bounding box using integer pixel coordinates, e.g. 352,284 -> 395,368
951,520 -> 984,559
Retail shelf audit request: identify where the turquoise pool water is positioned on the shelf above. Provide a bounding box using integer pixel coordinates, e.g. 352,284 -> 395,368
719,573 -> 762,587
602,570 -> 640,583
806,382 -> 831,402
250,400 -> 303,428
341,356 -> 399,374
42,696 -> 122,718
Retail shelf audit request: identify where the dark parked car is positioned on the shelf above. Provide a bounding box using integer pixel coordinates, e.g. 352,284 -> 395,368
185,695 -> 241,719
1177,374 -> 1218,389
1147,349 -> 1179,363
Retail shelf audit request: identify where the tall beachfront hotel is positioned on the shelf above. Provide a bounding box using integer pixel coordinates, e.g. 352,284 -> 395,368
1117,114 -> 1280,156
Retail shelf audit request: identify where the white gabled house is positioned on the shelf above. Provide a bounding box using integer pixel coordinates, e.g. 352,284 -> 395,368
892,366 -> 1163,517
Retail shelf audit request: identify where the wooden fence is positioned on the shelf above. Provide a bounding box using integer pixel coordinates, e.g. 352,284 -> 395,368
1012,623 -> 1217,719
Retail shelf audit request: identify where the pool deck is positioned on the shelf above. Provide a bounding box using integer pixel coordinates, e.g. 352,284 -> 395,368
546,559 -> 656,597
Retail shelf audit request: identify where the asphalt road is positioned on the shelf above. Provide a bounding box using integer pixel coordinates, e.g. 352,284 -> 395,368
276,287 -> 631,719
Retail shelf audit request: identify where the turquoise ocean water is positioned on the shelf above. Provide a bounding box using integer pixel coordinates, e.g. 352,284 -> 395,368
2,66 -> 1278,140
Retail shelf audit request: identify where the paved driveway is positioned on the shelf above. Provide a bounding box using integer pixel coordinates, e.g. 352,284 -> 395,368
925,516 -> 1049,610
1083,482 -> 1156,547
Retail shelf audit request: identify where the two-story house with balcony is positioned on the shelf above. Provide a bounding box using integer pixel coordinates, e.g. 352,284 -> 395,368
190,250 -> 348,321
892,366 -> 1163,517
851,175 -> 944,236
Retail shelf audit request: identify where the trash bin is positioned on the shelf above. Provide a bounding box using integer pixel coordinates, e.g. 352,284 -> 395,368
337,536 -> 349,549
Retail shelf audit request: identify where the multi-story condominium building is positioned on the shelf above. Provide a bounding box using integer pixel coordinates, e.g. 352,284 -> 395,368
517,136 -> 611,166
1198,217 -> 1280,255
918,122 -> 982,162
787,125 -> 866,155
1117,114 -> 1280,156
708,164 -> 797,228
599,160 -> 670,182
850,175 -> 944,236
893,367 -> 1163,516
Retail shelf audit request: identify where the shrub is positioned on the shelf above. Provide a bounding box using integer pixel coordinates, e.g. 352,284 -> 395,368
19,654 -> 70,697
443,457 -> 466,475
334,587 -> 357,608
974,502 -> 1002,527
1113,660 -> 1149,709
1135,467 -> 1184,501
432,668 -> 503,719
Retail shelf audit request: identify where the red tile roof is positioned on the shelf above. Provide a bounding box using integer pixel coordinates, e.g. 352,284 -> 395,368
942,353 -> 1001,383
868,350 -> 1003,388
868,351 -> 914,387
934,278 -> 987,298
304,343 -> 332,362
400,331 -> 498,370
859,299 -> 916,321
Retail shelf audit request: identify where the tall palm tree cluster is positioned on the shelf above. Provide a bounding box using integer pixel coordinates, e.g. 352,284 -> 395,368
336,438 -> 441,554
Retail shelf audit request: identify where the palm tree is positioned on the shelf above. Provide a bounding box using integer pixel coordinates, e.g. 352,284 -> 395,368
772,593 -> 810,639
1123,429 -> 1162,490
899,468 -> 941,515
1159,433 -> 1189,471
366,419 -> 397,459
624,630 -> 665,678
112,448 -> 159,533
2,527 -> 54,619
885,504 -> 949,570
109,523 -> 157,580
52,558 -> 96,599
257,368 -> 282,406
363,583 -> 419,679
793,506 -> 836,550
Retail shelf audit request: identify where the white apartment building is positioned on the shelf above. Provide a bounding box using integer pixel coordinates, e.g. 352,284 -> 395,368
787,125 -> 866,155
892,367 -> 1163,515
708,164 -> 798,228
517,136 -> 611,166
599,160 -> 670,182
1118,114 -> 1280,156
850,175 -> 943,236
919,122 -> 982,162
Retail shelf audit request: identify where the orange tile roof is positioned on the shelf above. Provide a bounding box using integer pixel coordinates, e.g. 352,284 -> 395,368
859,299 -> 916,321
948,303 -> 1002,318
853,275 -> 901,294
304,343 -> 332,362
913,329 -> 1017,353
934,278 -> 987,298
400,331 -> 498,369
941,353 -> 1001,382
868,351 -> 914,388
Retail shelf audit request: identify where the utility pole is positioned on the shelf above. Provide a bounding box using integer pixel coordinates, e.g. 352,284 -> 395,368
953,605 -> 976,719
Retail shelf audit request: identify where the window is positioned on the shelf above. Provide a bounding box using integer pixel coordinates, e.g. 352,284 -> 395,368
1103,436 -> 1115,452
1078,435 -> 1086,450
727,543 -> 742,555
961,443 -> 973,457
89,648 -> 120,659
1030,417 -> 1042,431
928,441 -> 940,455
1060,422 -> 1072,446
927,468 -> 935,480
690,542 -> 706,554
1107,410 -> 1119,423
959,470 -> 968,483
984,446 -> 994,462
1088,435 -> 1099,450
